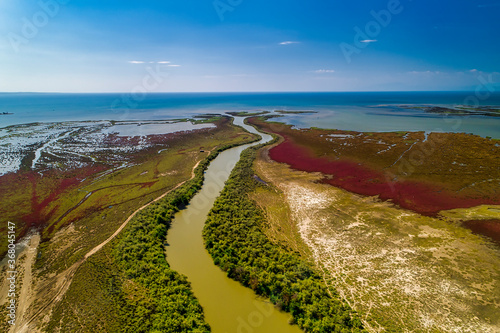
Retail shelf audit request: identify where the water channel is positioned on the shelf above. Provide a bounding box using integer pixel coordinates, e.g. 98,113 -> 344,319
166,117 -> 302,333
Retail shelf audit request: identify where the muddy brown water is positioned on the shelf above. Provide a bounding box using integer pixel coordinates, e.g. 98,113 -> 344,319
166,118 -> 302,333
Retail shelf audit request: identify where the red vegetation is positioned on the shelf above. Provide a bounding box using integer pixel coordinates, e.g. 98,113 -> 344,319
140,181 -> 159,189
462,220 -> 500,246
269,135 -> 499,216
16,165 -> 109,229
23,172 -> 78,227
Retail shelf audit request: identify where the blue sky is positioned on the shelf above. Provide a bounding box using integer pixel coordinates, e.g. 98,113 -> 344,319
0,0 -> 499,92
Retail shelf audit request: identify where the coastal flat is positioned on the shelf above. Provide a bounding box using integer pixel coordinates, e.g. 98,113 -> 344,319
0,117 -> 257,332
250,117 -> 500,332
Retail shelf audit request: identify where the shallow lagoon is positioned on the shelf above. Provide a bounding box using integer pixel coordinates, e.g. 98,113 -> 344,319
274,105 -> 500,138
1,92 -> 499,138
101,121 -> 215,137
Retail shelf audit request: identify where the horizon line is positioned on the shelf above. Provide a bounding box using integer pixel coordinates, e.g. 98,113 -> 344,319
0,90 -> 489,94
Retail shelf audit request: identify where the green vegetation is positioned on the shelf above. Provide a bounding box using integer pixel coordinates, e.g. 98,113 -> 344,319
191,114 -> 225,124
226,111 -> 270,117
1,117 -> 251,270
275,110 -> 318,114
13,119 -> 259,331
203,143 -> 365,333
113,141 -> 264,332
112,174 -> 212,332
47,179 -> 211,332
46,139 -> 262,332
405,105 -> 500,117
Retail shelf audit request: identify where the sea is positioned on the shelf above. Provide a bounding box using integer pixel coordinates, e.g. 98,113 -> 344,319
1,92 -> 499,138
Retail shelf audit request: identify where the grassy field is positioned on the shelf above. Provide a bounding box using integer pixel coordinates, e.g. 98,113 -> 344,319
250,148 -> 313,260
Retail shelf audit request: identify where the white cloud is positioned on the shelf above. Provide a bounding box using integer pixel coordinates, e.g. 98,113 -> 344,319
129,60 -> 172,64
313,69 -> 335,74
168,64 -> 181,67
408,70 -> 442,75
279,41 -> 300,45
469,69 -> 478,72
360,39 -> 377,43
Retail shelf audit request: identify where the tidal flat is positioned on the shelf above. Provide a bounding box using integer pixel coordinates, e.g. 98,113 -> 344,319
0,119 -> 224,256
250,116 -> 500,332
0,116 -> 258,332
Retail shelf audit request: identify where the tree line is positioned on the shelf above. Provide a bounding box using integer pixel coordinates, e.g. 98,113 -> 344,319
203,142 -> 365,333
109,141 -> 257,332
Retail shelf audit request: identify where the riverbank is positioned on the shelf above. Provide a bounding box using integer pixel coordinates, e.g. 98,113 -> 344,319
167,117 -> 308,332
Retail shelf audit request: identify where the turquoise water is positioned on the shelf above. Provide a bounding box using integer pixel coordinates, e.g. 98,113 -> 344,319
1,92 -> 499,137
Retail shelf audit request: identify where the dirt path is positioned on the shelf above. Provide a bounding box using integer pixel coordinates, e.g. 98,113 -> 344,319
15,157 -> 206,332
84,170 -> 196,259
54,180 -> 169,227
13,235 -> 40,330
0,234 -> 40,333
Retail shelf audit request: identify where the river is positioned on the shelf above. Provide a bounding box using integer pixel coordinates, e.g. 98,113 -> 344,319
166,117 -> 302,333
